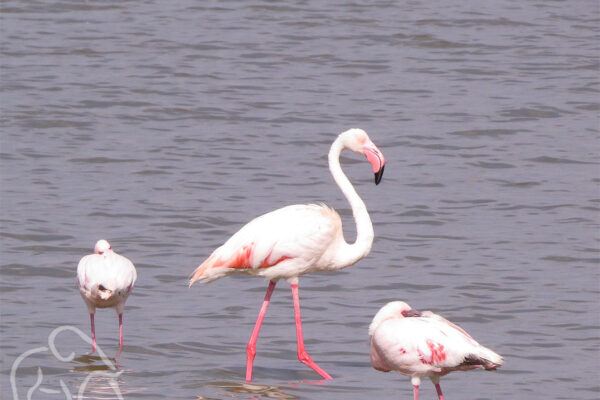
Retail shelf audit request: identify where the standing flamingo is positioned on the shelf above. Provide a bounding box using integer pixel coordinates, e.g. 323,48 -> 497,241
189,128 -> 386,381
77,239 -> 137,355
369,301 -> 503,400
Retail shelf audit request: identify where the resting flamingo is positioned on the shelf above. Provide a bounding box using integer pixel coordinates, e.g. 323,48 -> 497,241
369,301 -> 504,400
77,239 -> 137,355
189,128 -> 386,381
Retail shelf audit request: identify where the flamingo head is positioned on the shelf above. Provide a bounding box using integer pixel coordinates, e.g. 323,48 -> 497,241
340,128 -> 386,185
94,239 -> 112,255
368,301 -> 421,336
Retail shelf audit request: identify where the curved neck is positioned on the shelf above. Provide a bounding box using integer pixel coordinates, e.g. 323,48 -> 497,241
328,137 -> 374,267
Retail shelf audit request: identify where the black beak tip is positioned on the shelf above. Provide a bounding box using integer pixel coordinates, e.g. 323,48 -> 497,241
374,165 -> 385,185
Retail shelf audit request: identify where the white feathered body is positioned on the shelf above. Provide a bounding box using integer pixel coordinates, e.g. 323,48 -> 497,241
190,203 -> 351,284
77,249 -> 137,314
369,302 -> 503,380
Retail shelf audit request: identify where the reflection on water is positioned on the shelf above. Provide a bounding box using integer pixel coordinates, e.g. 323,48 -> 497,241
73,374 -> 124,400
70,356 -> 144,399
203,381 -> 298,400
72,354 -> 116,369
71,363 -> 145,400
72,363 -> 117,374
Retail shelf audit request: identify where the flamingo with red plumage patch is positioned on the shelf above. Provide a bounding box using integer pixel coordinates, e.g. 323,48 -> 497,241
369,301 -> 503,400
189,128 -> 386,381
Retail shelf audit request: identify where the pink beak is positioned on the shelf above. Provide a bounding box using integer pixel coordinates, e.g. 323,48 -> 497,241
363,142 -> 386,185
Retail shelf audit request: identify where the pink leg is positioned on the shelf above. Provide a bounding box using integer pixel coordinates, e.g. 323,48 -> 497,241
435,383 -> 445,400
413,385 -> 419,400
119,313 -> 123,349
90,313 -> 96,353
114,313 -> 124,359
290,284 -> 332,380
246,280 -> 276,382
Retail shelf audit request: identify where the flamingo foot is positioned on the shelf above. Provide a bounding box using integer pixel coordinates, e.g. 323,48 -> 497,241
297,350 -> 333,380
291,283 -> 332,380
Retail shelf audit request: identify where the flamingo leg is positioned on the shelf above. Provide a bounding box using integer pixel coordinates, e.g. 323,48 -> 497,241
119,313 -> 123,348
246,280 -> 277,382
413,385 -> 419,400
290,283 -> 332,380
115,313 -> 124,359
435,383 -> 445,400
90,313 -> 96,353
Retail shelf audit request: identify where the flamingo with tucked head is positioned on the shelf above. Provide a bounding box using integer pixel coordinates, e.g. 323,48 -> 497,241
189,128 -> 386,381
369,301 -> 504,400
77,239 -> 137,355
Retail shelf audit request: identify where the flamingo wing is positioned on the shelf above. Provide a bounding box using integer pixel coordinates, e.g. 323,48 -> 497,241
421,310 -> 476,342
77,253 -> 136,292
372,317 -> 481,373
109,253 -> 137,292
77,254 -> 102,291
190,204 -> 341,284
420,311 -> 503,370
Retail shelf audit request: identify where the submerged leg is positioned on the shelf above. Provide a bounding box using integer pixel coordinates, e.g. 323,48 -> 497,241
290,283 -> 332,380
246,280 -> 277,382
90,313 -> 96,353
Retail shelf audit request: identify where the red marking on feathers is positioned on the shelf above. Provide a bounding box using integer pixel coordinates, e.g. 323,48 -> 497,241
417,340 -> 447,365
260,256 -> 290,268
227,243 -> 255,269
189,242 -> 292,286
426,339 -> 447,364
225,243 -> 290,269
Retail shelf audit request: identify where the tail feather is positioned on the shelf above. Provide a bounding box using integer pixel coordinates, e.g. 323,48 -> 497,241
189,243 -> 260,286
94,284 -> 113,300
463,346 -> 504,370
189,253 -> 222,286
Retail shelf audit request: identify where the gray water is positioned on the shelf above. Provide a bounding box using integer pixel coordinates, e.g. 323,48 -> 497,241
1,1 -> 599,399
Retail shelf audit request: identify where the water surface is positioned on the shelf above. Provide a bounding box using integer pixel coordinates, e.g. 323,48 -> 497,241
1,1 -> 599,399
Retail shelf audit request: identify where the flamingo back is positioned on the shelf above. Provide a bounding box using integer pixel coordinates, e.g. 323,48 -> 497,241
77,251 -> 137,310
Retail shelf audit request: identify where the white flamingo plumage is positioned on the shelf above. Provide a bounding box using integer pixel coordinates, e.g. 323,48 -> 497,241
369,301 -> 504,400
189,128 -> 386,381
77,239 -> 137,355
